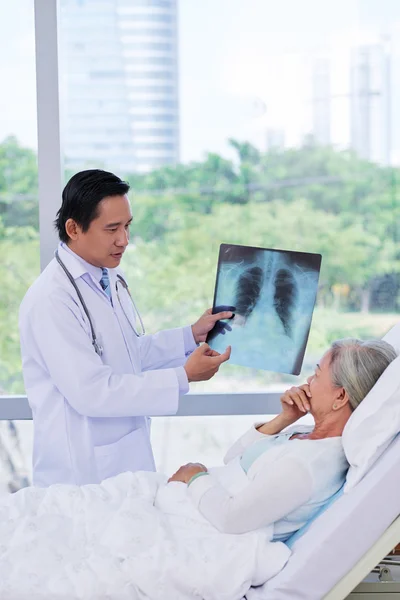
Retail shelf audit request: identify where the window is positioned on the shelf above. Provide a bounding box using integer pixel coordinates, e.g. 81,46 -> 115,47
151,415 -> 271,474
0,0 -> 37,490
2,0 -> 397,493
118,0 -> 399,395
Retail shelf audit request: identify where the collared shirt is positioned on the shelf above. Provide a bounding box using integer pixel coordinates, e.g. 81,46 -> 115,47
61,242 -> 103,284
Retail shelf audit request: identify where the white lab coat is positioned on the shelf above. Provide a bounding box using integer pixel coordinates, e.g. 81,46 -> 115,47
19,243 -> 195,487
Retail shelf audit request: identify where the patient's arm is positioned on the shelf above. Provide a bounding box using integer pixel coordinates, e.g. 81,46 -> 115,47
188,456 -> 313,535
224,385 -> 311,464
223,414 -> 298,464
223,424 -> 267,464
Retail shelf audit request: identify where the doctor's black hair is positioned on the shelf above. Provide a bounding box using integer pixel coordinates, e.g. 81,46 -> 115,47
55,169 -> 130,243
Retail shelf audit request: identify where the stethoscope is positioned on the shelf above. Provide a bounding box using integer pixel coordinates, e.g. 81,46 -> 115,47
55,250 -> 145,357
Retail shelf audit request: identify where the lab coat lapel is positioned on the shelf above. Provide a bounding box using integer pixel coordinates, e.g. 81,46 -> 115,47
108,268 -> 142,373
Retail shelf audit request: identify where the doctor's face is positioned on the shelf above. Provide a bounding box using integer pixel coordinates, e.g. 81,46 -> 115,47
69,194 -> 132,268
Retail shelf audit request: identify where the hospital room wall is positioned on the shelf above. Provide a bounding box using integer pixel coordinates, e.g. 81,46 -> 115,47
0,0 -> 400,490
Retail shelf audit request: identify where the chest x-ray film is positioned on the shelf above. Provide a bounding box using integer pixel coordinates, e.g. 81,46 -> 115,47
207,244 -> 322,375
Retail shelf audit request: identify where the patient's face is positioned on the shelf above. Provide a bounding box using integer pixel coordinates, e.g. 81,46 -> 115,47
307,350 -> 340,416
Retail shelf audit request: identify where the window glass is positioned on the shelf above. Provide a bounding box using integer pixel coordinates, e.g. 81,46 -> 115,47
59,0 -> 400,400
151,413 -> 314,474
0,0 -> 396,495
0,0 -> 37,490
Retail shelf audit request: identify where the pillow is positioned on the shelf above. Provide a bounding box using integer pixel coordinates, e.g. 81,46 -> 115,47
342,322 -> 400,492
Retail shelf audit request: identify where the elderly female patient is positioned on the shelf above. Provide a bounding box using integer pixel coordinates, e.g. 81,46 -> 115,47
168,338 -> 396,540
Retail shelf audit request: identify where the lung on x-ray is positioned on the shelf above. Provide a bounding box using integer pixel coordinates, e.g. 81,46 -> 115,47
207,244 -> 322,375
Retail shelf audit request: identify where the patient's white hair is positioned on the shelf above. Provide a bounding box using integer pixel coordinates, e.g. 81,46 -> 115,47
329,338 -> 397,410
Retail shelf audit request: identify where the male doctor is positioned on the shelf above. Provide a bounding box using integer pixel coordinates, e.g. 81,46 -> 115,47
19,169 -> 232,487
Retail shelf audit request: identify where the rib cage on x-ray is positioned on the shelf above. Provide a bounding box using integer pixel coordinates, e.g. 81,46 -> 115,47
209,245 -> 321,374
234,266 -> 298,338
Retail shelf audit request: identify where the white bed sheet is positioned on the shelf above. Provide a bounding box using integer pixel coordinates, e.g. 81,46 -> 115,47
0,470 -> 289,600
245,433 -> 400,600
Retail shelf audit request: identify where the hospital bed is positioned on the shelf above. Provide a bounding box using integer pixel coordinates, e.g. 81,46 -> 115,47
244,322 -> 400,599
244,433 -> 400,599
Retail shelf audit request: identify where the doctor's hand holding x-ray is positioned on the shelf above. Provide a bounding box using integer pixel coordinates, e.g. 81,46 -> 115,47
19,169 -> 232,488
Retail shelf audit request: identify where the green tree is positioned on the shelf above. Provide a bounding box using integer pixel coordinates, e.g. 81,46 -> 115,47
0,222 -> 39,394
122,198 -> 399,330
0,136 -> 38,229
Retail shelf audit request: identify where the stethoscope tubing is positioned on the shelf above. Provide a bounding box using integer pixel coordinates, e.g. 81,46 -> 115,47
55,250 -> 145,357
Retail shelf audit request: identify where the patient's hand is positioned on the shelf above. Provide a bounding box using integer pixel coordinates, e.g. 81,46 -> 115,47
281,383 -> 312,417
168,463 -> 207,484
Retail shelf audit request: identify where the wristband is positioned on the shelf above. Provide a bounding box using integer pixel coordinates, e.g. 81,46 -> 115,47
187,471 -> 209,486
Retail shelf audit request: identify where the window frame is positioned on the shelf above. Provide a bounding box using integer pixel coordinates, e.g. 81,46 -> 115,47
0,393 -> 283,419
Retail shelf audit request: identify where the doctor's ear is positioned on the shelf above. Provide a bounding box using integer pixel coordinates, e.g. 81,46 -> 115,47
65,218 -> 81,241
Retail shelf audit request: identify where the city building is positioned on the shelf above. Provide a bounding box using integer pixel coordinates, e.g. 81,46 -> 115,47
350,41 -> 391,165
60,0 -> 179,174
312,57 -> 332,146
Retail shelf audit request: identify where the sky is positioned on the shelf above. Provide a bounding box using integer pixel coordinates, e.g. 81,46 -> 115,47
1,0 -> 400,163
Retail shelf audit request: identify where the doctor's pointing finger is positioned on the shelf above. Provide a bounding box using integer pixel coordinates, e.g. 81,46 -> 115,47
19,169 -> 231,488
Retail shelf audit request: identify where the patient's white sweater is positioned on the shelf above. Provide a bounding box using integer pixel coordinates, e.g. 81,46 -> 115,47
187,424 -> 348,540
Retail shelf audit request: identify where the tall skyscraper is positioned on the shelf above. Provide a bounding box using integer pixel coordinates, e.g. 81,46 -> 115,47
60,0 -> 179,174
350,42 -> 391,165
312,58 -> 332,146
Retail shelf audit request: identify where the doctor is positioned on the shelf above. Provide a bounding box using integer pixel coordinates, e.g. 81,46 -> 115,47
19,169 -> 232,487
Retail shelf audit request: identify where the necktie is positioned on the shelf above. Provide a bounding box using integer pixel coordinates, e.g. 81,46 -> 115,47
100,268 -> 112,302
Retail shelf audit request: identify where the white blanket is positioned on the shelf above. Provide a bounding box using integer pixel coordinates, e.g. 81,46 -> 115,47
0,471 -> 290,600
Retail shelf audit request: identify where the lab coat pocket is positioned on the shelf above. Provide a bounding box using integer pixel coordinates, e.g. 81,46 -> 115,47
94,427 -> 154,482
